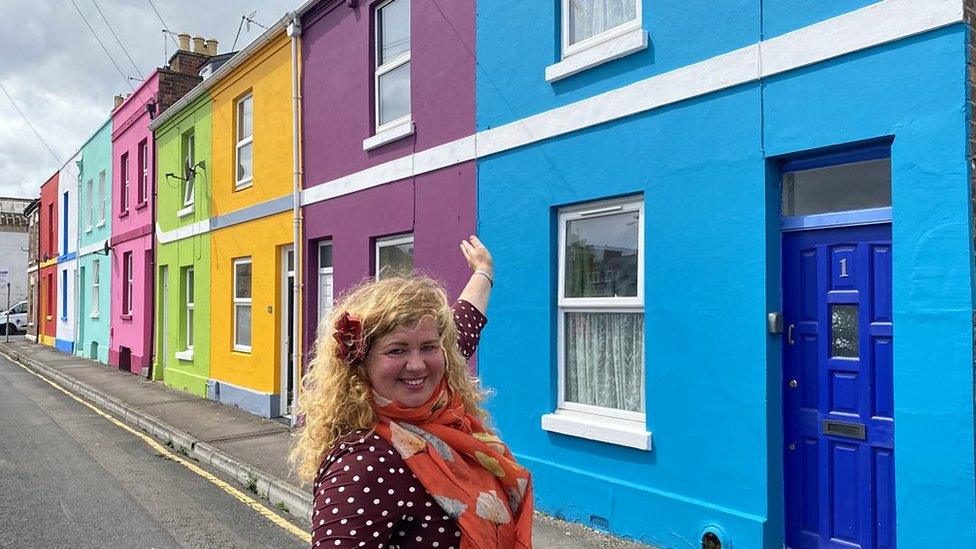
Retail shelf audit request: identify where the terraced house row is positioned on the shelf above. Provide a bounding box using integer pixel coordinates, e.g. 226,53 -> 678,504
23,0 -> 976,546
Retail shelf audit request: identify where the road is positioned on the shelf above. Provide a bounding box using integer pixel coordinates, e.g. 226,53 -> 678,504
0,353 -> 307,549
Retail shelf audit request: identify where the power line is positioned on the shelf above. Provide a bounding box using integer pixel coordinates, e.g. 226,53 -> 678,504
146,0 -> 179,47
91,0 -> 144,79
70,0 -> 134,91
0,81 -> 63,166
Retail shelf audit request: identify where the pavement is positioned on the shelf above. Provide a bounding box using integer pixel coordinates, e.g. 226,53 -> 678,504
0,338 -> 653,548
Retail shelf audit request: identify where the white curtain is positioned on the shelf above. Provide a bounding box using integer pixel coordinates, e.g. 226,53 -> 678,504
570,0 -> 637,45
565,312 -> 643,412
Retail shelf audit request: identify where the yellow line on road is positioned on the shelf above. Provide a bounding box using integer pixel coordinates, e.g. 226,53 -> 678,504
2,353 -> 311,544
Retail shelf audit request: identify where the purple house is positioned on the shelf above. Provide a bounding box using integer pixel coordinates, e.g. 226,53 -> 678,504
296,0 -> 476,351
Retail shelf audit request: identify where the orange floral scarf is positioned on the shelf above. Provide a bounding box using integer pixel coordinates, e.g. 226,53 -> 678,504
373,382 -> 533,549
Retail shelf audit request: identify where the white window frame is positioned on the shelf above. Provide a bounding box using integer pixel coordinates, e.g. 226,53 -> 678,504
98,170 -> 106,225
121,153 -> 130,213
90,259 -> 100,318
235,94 -> 253,190
373,0 -> 412,134
123,251 -> 133,316
541,196 -> 651,450
139,140 -> 149,204
184,267 -> 194,352
546,0 -> 646,83
318,240 -> 334,333
233,257 -> 252,352
183,131 -> 195,207
374,234 -> 413,281
86,179 -> 94,231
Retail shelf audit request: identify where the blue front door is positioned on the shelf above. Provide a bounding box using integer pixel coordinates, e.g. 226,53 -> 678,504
783,223 -> 894,548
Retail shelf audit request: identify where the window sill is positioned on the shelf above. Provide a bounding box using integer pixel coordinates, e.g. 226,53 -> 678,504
90,313 -> 99,319
135,201 -> 148,211
176,204 -> 195,218
545,26 -> 648,83
120,314 -> 132,321
541,409 -> 652,450
235,180 -> 253,192
119,210 -> 130,219
233,345 -> 252,354
363,119 -> 415,151
85,226 -> 93,234
175,349 -> 194,361
45,315 -> 52,321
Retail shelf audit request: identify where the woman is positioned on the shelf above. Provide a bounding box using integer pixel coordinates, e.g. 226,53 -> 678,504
291,236 -> 533,548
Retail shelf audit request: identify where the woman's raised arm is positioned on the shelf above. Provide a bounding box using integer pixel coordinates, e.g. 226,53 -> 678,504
458,235 -> 493,314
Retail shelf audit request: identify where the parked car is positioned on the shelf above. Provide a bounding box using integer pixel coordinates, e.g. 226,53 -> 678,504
0,301 -> 28,335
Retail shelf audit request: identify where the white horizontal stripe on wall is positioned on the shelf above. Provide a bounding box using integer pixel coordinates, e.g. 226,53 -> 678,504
157,0 -> 962,243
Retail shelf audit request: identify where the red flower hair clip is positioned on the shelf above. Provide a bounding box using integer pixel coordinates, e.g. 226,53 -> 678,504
333,312 -> 368,365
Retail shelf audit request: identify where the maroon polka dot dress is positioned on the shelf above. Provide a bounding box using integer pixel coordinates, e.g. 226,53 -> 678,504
311,300 -> 487,548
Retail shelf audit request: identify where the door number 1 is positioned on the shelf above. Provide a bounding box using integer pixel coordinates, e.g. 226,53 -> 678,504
839,258 -> 850,278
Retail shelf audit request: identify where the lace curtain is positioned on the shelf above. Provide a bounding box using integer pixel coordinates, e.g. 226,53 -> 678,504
569,0 -> 638,45
565,311 -> 644,412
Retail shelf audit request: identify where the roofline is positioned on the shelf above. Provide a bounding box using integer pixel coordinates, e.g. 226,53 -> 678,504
149,13 -> 292,131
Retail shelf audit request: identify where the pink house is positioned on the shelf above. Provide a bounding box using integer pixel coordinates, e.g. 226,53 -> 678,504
108,46 -> 210,374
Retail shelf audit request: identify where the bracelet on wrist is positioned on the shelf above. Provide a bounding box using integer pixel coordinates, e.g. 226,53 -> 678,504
474,269 -> 494,287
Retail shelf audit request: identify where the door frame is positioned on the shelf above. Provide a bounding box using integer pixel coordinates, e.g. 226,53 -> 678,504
777,141 -> 894,546
159,265 -> 169,379
279,245 -> 295,418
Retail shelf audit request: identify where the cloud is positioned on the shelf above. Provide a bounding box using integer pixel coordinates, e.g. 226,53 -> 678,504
0,0 -> 297,198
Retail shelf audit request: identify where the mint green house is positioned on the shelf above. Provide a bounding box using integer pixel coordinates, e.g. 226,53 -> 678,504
76,119 -> 112,363
151,92 -> 212,397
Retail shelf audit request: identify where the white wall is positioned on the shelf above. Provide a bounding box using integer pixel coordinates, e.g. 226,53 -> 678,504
0,229 -> 28,305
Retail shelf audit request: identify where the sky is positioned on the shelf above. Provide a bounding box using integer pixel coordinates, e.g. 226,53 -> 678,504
0,0 -> 299,199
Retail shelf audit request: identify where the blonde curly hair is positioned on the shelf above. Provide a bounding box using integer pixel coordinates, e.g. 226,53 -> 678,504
289,275 -> 489,484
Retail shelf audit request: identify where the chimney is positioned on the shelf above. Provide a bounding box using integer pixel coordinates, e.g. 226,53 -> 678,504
114,94 -> 125,109
205,38 -> 218,55
167,32 -> 212,76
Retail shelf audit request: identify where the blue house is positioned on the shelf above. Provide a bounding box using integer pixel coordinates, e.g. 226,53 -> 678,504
476,1 -> 975,547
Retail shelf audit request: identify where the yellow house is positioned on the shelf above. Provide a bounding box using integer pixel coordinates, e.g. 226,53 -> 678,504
208,26 -> 298,418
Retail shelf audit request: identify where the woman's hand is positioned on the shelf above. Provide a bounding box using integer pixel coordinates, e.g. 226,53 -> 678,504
460,235 -> 493,276
458,235 -> 492,314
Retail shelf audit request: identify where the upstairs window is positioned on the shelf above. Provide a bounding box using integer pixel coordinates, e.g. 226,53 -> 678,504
374,0 -> 411,132
564,0 -> 640,54
182,130 -> 195,206
137,139 -> 148,205
120,152 -> 130,214
235,94 -> 253,190
98,170 -> 106,223
62,191 -> 68,256
86,179 -> 94,231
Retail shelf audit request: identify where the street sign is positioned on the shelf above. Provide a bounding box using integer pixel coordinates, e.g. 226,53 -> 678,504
0,268 -> 8,286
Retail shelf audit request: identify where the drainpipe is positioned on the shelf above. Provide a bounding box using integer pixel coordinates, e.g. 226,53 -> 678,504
287,13 -> 303,427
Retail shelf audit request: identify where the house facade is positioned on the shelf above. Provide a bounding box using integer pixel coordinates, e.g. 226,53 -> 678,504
0,197 -> 31,334
109,48 -> 206,375
24,198 -> 40,341
77,118 -> 113,363
38,171 -> 59,346
476,1 -> 975,547
152,92 -> 213,397
206,22 -> 296,418
296,0 -> 478,383
55,152 -> 80,353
